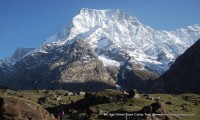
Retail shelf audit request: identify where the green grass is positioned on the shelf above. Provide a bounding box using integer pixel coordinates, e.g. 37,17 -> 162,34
0,89 -> 84,108
0,89 -> 199,120
141,94 -> 200,120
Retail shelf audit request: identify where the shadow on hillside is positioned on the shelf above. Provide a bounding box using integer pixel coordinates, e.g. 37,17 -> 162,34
2,80 -> 116,92
57,81 -> 116,92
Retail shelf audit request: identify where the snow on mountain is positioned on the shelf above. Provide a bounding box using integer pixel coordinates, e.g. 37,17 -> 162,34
0,58 -> 4,68
19,8 -> 200,74
10,48 -> 35,63
98,55 -> 121,67
0,48 -> 35,69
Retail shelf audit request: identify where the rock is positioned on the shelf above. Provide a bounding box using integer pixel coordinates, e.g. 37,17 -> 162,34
70,89 -> 127,110
73,93 -> 77,96
64,92 -> 75,96
183,96 -> 190,100
19,95 -> 24,98
155,97 -> 160,101
141,106 -> 153,113
181,104 -> 186,108
68,109 -> 78,114
53,94 -> 58,98
88,106 -> 98,114
165,101 -> 173,105
194,102 -> 198,105
121,90 -> 127,94
181,104 -> 190,112
45,90 -> 51,95
141,102 -> 172,120
38,97 -> 48,104
84,92 -> 92,98
128,89 -> 140,98
129,103 -> 137,107
98,110 -> 104,115
146,95 -> 155,101
150,97 -> 155,101
181,106 -> 190,111
0,96 -> 55,120
56,96 -> 62,101
77,91 -> 85,95
69,92 -> 74,96
64,93 -> 69,96
87,106 -> 99,118
110,102 -> 172,120
143,94 -> 150,98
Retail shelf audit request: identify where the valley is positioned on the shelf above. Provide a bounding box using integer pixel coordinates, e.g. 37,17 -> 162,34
0,9 -> 200,92
0,7 -> 200,120
0,89 -> 199,120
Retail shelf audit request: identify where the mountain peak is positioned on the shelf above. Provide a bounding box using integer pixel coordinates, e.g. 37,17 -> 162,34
11,47 -> 35,61
43,8 -> 141,47
186,24 -> 200,31
1,8 -> 200,91
80,8 -> 113,13
77,8 -> 139,24
40,9 -> 200,74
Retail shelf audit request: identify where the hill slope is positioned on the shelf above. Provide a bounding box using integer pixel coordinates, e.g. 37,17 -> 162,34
153,39 -> 200,93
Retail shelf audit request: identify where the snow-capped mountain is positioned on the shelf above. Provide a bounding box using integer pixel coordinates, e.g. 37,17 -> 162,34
0,8 -> 200,91
40,8 -> 200,74
0,58 -> 4,67
0,48 -> 35,79
0,48 -> 34,68
152,39 -> 200,93
10,48 -> 35,63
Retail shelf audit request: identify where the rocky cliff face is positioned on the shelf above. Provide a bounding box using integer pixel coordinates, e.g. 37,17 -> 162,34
0,48 -> 34,77
0,59 -> 9,79
40,9 -> 200,91
1,40 -> 115,91
152,39 -> 200,93
10,47 -> 35,63
0,59 -> 5,78
43,8 -> 200,75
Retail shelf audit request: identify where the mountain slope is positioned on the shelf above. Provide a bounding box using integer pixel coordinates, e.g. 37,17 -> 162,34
1,40 -> 115,91
153,39 -> 200,93
42,8 -> 200,74
0,48 -> 34,79
10,47 -> 35,63
0,8 -> 200,91
0,47 -> 34,68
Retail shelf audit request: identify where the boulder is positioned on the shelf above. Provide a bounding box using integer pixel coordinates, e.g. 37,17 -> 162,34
165,101 -> 173,105
140,102 -> 172,120
77,92 -> 85,95
68,89 -> 127,110
38,97 -> 48,104
110,102 -> 172,120
0,96 -> 55,120
128,89 -> 140,98
68,92 -> 74,96
56,96 -> 62,101
84,92 -> 92,98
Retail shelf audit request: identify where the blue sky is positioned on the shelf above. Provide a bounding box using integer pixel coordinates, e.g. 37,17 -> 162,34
0,0 -> 200,58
